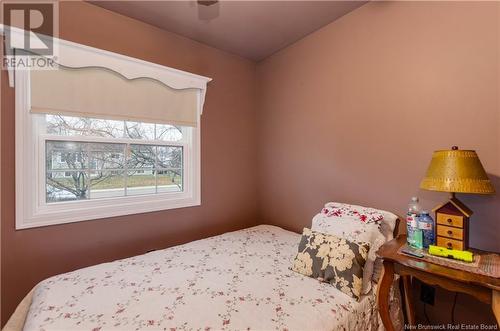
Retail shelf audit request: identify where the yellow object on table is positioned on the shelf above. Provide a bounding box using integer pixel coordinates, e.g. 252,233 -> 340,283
428,245 -> 473,262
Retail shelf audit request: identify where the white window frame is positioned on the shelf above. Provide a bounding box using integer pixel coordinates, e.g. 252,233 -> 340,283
15,69 -> 201,229
10,34 -> 211,230
16,69 -> 201,229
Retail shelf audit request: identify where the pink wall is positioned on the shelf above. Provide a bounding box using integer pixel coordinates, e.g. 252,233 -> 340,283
1,2 -> 258,324
256,1 -> 499,251
256,1 -> 499,324
2,0 -> 499,327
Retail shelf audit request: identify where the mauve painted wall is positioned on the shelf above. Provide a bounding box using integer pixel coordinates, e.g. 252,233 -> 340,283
2,0 -> 500,327
256,1 -> 499,251
1,2 -> 258,324
256,1 -> 499,325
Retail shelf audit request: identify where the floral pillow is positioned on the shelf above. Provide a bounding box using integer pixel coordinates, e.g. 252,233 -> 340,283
312,202 -> 398,294
321,203 -> 384,224
291,228 -> 370,301
321,202 -> 398,241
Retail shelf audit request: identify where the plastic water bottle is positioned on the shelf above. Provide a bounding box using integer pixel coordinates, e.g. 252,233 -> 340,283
418,211 -> 435,249
406,197 -> 421,248
413,225 -> 424,249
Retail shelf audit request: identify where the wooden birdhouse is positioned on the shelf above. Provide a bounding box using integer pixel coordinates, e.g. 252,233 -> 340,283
433,197 -> 473,251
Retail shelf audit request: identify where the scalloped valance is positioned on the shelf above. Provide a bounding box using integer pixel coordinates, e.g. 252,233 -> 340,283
2,25 -> 212,127
30,65 -> 200,126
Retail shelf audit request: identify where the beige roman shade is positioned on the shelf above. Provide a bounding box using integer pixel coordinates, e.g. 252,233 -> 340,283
30,66 -> 200,127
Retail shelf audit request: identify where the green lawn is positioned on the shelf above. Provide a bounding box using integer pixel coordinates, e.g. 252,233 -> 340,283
49,173 -> 182,190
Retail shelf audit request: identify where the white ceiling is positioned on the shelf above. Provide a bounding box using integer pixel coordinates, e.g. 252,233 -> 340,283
91,1 -> 366,61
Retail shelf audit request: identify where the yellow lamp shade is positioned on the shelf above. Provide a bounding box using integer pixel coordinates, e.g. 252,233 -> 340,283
420,147 -> 495,194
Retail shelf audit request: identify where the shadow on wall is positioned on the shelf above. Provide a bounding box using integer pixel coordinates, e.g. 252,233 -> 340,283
413,279 -> 497,327
418,174 -> 499,253
463,174 -> 500,253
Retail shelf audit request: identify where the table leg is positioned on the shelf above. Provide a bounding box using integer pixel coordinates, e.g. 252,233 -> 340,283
402,275 -> 416,326
493,290 -> 500,326
377,260 -> 395,331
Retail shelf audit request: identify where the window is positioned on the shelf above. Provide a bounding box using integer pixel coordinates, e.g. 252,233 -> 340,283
45,115 -> 184,202
17,112 -> 199,229
13,38 -> 209,229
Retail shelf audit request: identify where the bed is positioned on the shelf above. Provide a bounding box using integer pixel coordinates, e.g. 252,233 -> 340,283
5,225 -> 403,331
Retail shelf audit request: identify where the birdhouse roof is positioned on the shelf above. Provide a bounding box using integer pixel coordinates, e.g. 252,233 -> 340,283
432,197 -> 473,217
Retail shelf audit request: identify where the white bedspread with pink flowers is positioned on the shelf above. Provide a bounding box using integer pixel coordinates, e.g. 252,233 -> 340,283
23,225 -> 402,331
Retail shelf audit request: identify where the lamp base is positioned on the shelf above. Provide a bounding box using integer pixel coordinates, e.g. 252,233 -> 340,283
432,195 -> 473,251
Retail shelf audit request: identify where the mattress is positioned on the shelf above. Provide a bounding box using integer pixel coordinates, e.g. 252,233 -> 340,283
20,225 -> 403,331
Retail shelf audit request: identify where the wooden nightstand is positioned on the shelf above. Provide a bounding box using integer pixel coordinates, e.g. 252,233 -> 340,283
376,236 -> 500,331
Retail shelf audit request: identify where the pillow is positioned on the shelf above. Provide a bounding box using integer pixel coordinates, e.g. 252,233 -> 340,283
291,228 -> 370,301
312,202 -> 397,294
320,202 -> 399,284
322,202 -> 398,241
320,203 -> 384,224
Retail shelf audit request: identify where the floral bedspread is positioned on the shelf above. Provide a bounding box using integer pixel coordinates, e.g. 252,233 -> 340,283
23,225 -> 402,331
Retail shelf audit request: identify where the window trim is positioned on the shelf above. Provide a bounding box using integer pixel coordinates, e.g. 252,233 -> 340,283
15,69 -> 202,230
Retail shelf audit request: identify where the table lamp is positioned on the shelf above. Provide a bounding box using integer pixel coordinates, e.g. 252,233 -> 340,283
420,146 -> 495,250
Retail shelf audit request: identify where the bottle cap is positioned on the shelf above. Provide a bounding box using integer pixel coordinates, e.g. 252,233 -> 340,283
411,197 -> 419,201
421,210 -> 429,214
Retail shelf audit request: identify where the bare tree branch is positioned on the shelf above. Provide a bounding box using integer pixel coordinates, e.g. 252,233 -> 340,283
46,116 -> 184,201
